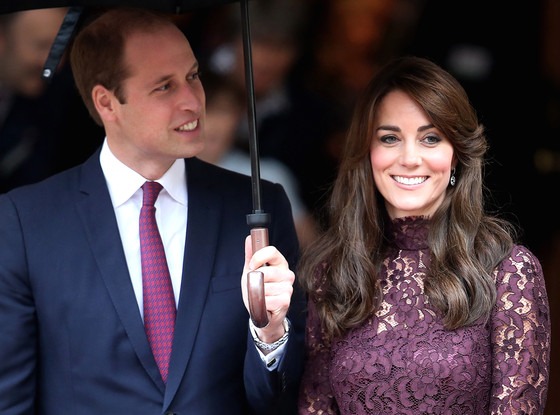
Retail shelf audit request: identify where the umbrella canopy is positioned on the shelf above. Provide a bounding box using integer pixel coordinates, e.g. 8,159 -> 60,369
0,0 -> 237,14
0,0 -> 270,327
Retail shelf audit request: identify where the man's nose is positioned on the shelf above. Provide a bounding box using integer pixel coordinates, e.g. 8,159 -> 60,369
177,83 -> 203,112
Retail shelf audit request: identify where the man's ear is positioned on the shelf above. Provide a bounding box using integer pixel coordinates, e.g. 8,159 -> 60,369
92,85 -> 117,122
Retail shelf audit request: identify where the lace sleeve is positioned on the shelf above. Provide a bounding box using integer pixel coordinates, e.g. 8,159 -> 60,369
490,245 -> 551,415
298,295 -> 339,414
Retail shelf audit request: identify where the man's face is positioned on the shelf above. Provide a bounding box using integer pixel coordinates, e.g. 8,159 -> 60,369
99,25 -> 206,180
0,8 -> 67,97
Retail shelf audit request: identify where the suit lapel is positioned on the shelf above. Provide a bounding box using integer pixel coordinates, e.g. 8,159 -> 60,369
75,155 -> 228,403
76,152 -> 165,391
164,159 -> 223,404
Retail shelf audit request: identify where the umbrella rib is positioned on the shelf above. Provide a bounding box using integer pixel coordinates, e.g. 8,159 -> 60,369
42,6 -> 84,82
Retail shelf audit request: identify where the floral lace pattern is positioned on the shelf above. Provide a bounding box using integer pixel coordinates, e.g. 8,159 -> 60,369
299,216 -> 550,415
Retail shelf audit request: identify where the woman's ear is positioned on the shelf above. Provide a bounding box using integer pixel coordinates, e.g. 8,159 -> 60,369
451,155 -> 458,170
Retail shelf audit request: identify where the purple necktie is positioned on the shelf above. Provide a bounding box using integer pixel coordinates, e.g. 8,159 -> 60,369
140,181 -> 176,383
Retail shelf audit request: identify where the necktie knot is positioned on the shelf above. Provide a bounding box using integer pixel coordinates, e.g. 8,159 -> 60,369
142,181 -> 163,207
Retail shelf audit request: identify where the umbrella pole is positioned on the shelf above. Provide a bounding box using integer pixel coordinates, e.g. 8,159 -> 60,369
241,0 -> 270,328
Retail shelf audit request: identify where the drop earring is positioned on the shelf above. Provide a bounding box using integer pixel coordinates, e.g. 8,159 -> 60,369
450,168 -> 456,186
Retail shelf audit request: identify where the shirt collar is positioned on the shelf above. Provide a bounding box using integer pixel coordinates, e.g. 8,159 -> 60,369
99,138 -> 187,207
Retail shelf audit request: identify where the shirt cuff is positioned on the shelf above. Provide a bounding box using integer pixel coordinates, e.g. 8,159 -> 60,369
256,342 -> 287,370
249,317 -> 290,370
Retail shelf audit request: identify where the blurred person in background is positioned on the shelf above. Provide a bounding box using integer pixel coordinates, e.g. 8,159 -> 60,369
198,71 -> 320,248
295,0 -> 424,224
0,7 -> 68,191
0,7 -> 103,193
303,0 -> 400,111
206,0 -> 340,229
0,8 -> 67,97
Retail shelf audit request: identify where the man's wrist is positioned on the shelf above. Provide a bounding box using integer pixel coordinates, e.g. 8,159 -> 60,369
249,317 -> 290,352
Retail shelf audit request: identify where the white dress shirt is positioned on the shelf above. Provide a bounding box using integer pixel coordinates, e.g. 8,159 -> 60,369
99,139 -> 187,318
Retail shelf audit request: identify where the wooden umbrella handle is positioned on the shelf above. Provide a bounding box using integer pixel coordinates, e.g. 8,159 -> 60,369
247,227 -> 269,328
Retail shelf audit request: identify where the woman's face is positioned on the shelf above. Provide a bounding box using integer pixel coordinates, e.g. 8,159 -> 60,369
370,90 -> 455,219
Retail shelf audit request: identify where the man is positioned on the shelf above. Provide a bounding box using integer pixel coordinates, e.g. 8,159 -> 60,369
0,7 -> 305,415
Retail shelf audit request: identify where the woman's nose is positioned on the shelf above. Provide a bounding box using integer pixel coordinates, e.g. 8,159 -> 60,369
400,142 -> 422,166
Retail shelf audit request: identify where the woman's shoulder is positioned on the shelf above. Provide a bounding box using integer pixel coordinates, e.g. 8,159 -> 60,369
495,244 -> 546,289
501,244 -> 542,271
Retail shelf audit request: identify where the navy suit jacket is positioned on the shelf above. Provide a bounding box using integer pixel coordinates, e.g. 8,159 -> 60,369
0,150 -> 306,415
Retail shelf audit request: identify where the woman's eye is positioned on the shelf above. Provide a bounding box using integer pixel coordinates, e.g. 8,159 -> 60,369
380,134 -> 398,144
423,135 -> 442,145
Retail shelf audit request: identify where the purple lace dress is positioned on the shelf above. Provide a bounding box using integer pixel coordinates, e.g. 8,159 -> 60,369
299,216 -> 550,415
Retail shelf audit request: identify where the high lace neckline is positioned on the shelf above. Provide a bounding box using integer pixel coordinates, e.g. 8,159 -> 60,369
387,216 -> 430,250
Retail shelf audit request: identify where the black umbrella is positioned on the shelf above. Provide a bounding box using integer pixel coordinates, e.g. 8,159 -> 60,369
1,0 -> 270,328
0,0 -> 236,14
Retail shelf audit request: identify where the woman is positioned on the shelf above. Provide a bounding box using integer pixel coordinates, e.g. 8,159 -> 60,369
297,56 -> 550,414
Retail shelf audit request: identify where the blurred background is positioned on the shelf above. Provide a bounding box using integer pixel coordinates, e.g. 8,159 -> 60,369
0,0 -> 557,412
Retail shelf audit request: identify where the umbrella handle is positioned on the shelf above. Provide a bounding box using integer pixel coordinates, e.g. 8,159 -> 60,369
247,227 -> 269,328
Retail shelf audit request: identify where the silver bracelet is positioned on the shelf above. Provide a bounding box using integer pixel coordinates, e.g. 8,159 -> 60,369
249,317 -> 290,352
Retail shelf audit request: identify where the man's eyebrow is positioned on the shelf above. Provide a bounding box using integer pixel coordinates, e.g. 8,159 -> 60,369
153,74 -> 172,84
151,62 -> 199,85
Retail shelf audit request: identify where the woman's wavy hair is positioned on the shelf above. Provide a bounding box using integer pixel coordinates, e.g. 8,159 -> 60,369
298,56 -> 516,340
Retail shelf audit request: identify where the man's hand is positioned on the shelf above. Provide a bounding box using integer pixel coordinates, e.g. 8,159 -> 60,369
241,235 -> 294,343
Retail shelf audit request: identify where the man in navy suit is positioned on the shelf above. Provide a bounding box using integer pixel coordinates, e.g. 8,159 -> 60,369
0,7 -> 305,414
